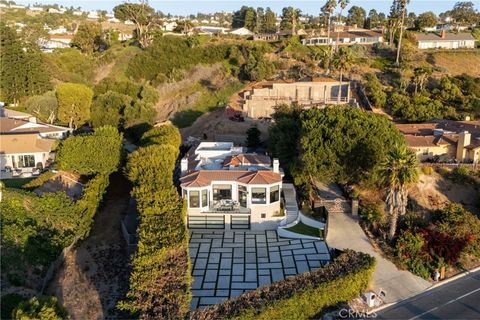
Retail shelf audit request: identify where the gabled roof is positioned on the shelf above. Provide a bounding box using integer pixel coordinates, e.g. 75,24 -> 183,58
404,134 -> 458,148
416,32 -> 475,41
0,117 -> 70,135
180,170 -> 281,188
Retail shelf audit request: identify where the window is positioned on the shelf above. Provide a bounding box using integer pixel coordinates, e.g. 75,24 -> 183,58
270,185 -> 280,203
251,187 -> 266,204
213,184 -> 232,201
261,213 -> 266,219
18,155 -> 35,168
201,189 -> 208,207
238,185 -> 247,208
189,191 -> 200,208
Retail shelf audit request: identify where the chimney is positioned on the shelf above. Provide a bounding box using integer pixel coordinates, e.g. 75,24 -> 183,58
441,30 -> 446,39
28,116 -> 37,123
455,131 -> 471,162
180,157 -> 188,175
273,158 -> 279,173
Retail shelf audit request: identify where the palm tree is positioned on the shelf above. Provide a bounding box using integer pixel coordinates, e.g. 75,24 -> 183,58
335,0 -> 350,52
377,144 -> 419,240
332,47 -> 354,104
395,0 -> 409,66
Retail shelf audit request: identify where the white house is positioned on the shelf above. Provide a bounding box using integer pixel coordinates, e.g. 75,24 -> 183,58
107,17 -> 121,23
87,11 -> 99,20
0,118 -> 71,178
29,6 -> 44,12
229,27 -> 254,36
72,10 -> 83,16
180,142 -> 284,230
303,28 -> 383,46
163,21 -> 178,32
48,26 -> 68,34
416,31 -> 475,49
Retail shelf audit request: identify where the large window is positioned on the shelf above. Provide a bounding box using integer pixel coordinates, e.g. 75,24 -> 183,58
201,189 -> 208,207
270,185 -> 280,203
238,185 -> 247,208
18,155 -> 35,168
189,191 -> 200,208
251,187 -> 266,204
213,184 -> 232,201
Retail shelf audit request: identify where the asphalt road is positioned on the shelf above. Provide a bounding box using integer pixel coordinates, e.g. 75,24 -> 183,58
377,270 -> 480,320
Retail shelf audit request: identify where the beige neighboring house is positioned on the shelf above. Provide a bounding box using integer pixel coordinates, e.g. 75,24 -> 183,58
416,31 -> 475,49
396,119 -> 480,163
0,117 -> 72,178
239,79 -> 356,118
180,142 -> 283,230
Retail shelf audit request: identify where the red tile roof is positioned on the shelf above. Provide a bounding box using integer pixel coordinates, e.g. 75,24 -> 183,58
223,154 -> 271,167
180,170 -> 281,188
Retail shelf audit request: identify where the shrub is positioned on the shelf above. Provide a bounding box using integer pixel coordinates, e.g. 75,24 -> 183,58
360,204 -> 384,227
58,126 -> 123,175
364,73 -> 387,108
449,167 -> 473,184
13,296 -> 67,320
396,231 -> 431,279
141,125 -> 182,149
22,171 -> 56,189
1,294 -> 26,320
190,250 -> 375,320
421,166 -> 434,175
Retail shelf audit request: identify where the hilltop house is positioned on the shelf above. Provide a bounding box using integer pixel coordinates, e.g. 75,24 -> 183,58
303,26 -> 383,46
415,31 -> 475,49
229,27 -> 254,36
396,119 -> 480,163
180,142 -> 283,230
0,117 -> 72,178
238,79 -> 355,118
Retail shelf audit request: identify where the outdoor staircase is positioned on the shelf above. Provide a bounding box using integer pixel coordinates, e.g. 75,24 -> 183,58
282,183 -> 299,225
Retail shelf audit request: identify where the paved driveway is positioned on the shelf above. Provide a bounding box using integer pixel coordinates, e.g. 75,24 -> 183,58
189,230 -> 331,309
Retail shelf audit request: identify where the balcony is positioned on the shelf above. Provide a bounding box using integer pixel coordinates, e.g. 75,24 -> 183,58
201,200 -> 251,214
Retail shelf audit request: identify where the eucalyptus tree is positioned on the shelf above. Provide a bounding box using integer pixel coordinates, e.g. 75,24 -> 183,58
335,0 -> 350,52
394,0 -> 410,66
321,0 -> 337,72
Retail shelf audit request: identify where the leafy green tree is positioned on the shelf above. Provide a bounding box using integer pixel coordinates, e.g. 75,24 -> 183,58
377,144 -> 419,239
411,66 -> 432,93
56,83 -> 93,129
0,24 -> 51,104
71,22 -> 105,54
58,126 -> 123,175
450,1 -> 479,27
415,11 -> 437,30
13,296 -> 67,320
90,91 -> 132,128
263,7 -> 277,33
245,125 -> 261,148
241,48 -> 275,81
301,107 -> 405,184
365,9 -> 381,29
113,2 -> 157,48
24,91 -> 58,124
232,6 -> 256,30
280,7 -> 302,34
347,6 -> 366,27
268,103 -> 303,174
332,47 -> 355,103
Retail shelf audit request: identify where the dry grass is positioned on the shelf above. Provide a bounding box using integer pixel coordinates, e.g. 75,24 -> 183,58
429,50 -> 480,76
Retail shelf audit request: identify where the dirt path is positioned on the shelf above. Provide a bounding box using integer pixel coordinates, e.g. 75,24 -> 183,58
47,172 -> 132,319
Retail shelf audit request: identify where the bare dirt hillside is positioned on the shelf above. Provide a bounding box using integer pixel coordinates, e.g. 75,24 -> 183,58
429,51 -> 480,77
409,172 -> 479,214
47,172 -> 131,319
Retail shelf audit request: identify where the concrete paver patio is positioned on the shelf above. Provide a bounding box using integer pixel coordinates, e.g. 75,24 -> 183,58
189,230 -> 331,309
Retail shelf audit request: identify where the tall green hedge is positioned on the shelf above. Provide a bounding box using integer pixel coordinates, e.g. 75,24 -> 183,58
190,250 -> 375,320
120,126 -> 190,319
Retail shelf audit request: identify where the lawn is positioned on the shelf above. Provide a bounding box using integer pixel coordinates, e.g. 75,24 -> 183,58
286,222 -> 325,239
2,178 -> 34,189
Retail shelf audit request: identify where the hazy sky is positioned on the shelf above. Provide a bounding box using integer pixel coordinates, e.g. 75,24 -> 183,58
14,0 -> 469,16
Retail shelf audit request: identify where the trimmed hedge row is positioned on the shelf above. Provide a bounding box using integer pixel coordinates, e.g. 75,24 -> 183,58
190,250 -> 375,320
120,124 -> 190,319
